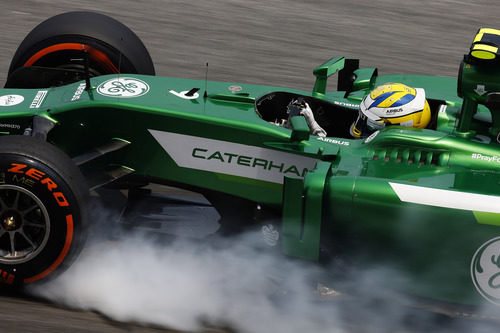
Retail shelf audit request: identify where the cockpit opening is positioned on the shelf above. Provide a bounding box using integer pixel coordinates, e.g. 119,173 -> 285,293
256,92 -> 358,138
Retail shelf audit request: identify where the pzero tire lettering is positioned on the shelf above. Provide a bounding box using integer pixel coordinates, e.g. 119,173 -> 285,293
7,163 -> 69,207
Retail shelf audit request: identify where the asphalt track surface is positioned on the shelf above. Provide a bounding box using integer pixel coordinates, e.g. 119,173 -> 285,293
0,1 -> 499,332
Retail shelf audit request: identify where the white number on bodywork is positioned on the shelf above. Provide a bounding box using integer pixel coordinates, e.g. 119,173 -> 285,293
169,90 -> 199,100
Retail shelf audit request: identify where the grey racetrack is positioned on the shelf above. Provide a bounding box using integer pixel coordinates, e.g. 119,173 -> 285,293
0,1 -> 498,332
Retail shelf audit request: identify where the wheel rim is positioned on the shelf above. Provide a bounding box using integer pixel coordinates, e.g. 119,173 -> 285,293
0,185 -> 50,264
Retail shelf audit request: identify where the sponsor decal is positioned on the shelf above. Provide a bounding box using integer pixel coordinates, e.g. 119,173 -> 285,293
317,136 -> 350,146
169,90 -> 199,100
474,84 -> 487,96
400,120 -> 414,127
0,123 -> 21,130
333,101 -> 359,109
386,107 -> 403,114
471,237 -> 500,305
30,90 -> 48,108
148,130 -> 318,184
472,153 -> 500,164
71,83 -> 86,101
0,95 -> 24,107
97,77 -> 149,98
228,85 -> 242,93
389,182 -> 500,214
261,224 -> 279,247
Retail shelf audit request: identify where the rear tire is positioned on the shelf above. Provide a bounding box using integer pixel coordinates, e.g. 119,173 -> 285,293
0,135 -> 88,287
5,11 -> 155,88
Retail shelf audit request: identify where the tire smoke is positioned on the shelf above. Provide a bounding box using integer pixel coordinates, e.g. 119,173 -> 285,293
28,209 -> 499,333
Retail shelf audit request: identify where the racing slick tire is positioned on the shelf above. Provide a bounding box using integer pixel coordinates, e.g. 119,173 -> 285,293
0,135 -> 88,288
5,11 -> 155,88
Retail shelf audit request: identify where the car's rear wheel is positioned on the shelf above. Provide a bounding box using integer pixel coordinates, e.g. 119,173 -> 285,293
5,11 -> 155,88
0,135 -> 88,287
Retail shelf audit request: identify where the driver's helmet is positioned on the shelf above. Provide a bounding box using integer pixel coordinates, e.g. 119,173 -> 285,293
350,83 -> 431,138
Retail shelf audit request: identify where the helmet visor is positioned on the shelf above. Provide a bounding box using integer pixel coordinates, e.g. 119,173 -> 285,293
351,111 -> 385,138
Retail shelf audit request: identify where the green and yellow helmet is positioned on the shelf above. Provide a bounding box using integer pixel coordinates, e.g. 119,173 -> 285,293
350,83 -> 431,138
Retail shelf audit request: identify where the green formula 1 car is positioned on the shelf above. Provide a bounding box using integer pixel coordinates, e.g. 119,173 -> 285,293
0,11 -> 499,310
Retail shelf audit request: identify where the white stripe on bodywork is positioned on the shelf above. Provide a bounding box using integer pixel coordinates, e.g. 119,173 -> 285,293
389,182 -> 500,213
149,130 -> 319,184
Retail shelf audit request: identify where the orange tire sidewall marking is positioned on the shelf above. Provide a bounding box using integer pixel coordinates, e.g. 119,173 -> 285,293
23,214 -> 74,284
23,43 -> 119,73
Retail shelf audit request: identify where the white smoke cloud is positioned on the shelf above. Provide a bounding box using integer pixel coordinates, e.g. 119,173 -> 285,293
27,213 -> 500,333
29,224 -> 337,332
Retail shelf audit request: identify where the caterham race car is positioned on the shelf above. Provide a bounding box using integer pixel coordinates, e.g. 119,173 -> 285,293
0,11 -> 499,311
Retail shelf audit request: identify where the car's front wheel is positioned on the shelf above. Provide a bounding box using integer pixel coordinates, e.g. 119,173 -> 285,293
5,11 -> 155,88
0,135 -> 88,287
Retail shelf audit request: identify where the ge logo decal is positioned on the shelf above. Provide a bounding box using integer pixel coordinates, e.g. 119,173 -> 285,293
97,77 -> 150,98
0,95 -> 24,107
471,237 -> 500,305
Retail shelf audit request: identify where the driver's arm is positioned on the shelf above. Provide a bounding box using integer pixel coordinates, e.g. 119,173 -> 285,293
300,102 -> 327,137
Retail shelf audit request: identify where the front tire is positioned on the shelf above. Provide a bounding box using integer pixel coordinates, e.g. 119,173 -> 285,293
5,11 -> 155,88
0,136 -> 88,287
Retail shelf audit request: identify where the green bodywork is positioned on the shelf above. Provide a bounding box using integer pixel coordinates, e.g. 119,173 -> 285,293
1,47 -> 499,307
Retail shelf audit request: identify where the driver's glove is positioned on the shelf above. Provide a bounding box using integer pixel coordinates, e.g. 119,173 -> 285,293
300,102 -> 327,137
